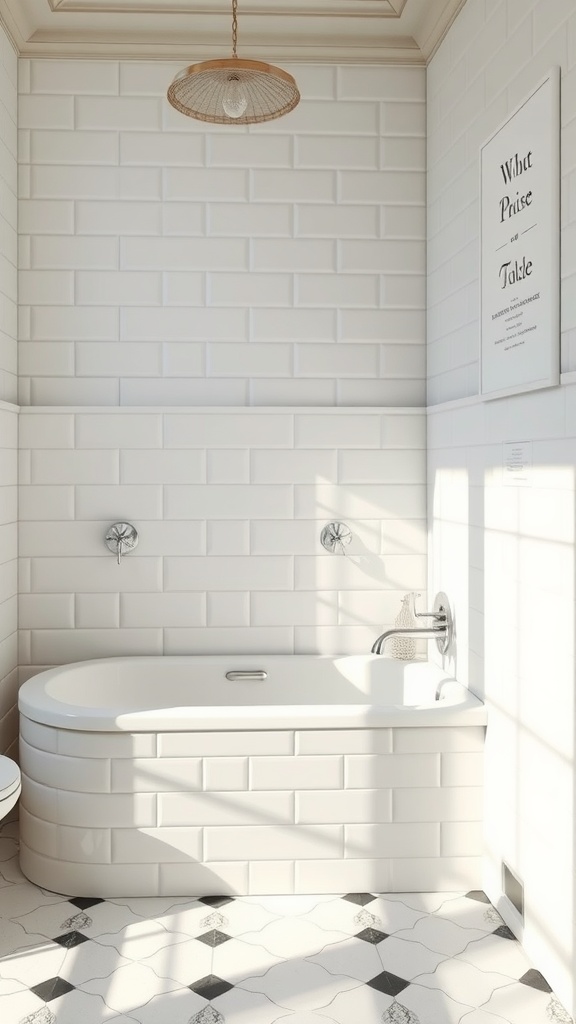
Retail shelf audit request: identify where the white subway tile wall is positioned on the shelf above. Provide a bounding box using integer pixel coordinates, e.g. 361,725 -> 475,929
19,407 -> 426,668
20,719 -> 483,895
0,18 -> 17,758
0,407 -> 17,758
18,61 -> 426,407
427,0 -> 576,1013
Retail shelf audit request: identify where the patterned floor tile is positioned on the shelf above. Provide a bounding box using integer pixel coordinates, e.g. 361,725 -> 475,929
456,931 -> 536,977
212,934 -> 284,979
0,939 -> 67,990
0,988 -> 46,1024
13,901 -> 86,940
243,896 -> 334,918
46,988 -> 122,1023
138,936 -> 213,986
239,959 -> 360,1011
0,882 -> 63,920
393,914 -> 488,956
434,894 -> 505,933
240,917 -> 349,959
308,934 -> 384,983
215,985 -> 303,1024
119,987 -> 206,1024
400,981 -> 476,1022
0,919 -> 53,958
303,894 -> 425,943
459,1010 -> 516,1023
379,935 -> 448,981
414,957 -> 515,1006
319,983 -> 394,1023
58,936 -> 133,987
1,825 -> 574,1024
93,918 -> 192,961
482,982 -> 569,1023
81,960 -> 182,1014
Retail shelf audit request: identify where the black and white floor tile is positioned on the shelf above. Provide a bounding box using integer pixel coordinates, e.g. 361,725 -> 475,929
0,822 -> 573,1023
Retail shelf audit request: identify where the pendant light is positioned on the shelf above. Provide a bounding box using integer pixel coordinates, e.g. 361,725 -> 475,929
167,0 -> 300,125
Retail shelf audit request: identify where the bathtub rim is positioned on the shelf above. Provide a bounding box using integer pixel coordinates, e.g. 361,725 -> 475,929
19,654 -> 487,732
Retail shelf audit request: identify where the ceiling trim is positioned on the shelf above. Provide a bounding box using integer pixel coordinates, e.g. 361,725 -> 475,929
48,0 -> 407,17
0,0 -> 465,63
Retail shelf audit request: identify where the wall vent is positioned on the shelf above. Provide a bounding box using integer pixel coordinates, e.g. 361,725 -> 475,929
503,862 -> 524,920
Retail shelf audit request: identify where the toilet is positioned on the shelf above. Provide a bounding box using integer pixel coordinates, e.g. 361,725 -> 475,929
0,756 -> 21,821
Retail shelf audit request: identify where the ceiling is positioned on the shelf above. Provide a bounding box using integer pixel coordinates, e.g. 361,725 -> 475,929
0,0 -> 466,62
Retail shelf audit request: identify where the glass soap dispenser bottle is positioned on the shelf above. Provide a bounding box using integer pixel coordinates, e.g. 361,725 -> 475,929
388,592 -> 418,660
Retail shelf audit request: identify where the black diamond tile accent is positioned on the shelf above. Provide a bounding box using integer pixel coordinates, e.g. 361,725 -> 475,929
342,893 -> 376,907
196,930 -> 232,948
198,896 -> 235,909
356,927 -> 389,944
30,977 -> 75,1002
53,930 -> 91,949
464,890 -> 491,904
519,969 -> 552,993
69,897 -> 105,910
493,925 -> 516,940
367,971 -> 410,997
189,975 -> 235,1000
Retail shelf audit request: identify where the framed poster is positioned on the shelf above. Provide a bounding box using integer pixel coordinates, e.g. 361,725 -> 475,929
480,68 -> 560,400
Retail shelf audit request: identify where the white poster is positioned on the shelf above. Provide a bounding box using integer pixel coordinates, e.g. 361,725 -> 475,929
480,69 -> 560,400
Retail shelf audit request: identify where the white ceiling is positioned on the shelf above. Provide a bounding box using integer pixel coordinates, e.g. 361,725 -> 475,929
0,0 -> 466,62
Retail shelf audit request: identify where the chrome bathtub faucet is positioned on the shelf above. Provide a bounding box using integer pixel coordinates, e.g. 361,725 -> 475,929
372,592 -> 453,656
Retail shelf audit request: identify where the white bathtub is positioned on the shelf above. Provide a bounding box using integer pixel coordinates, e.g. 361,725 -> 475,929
18,655 -> 486,897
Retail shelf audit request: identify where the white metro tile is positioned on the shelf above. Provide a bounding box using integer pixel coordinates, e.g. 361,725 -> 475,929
164,413 -> 293,448
31,628 -> 163,665
250,591 -> 337,627
345,754 -> 440,789
165,556 -> 291,591
76,415 -> 163,449
206,520 -> 250,555
206,592 -> 249,627
75,592 -> 119,628
393,787 -> 484,822
345,822 -> 440,859
158,731 -> 294,757
164,626 -> 293,655
18,594 -> 74,629
158,790 -> 294,827
203,757 -> 249,791
31,557 -> 162,593
112,757 -> 202,793
120,593 -> 205,628
205,825 -> 343,861
250,756 -> 343,791
296,789 -> 392,824
111,827 -> 202,863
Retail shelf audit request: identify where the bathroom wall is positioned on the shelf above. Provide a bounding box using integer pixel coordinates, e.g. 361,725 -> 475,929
0,21 -> 18,758
16,60 -> 429,672
18,406 -> 426,671
18,60 -> 426,408
427,0 -> 576,1013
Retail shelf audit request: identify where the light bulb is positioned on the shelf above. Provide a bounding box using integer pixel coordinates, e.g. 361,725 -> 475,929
222,75 -> 248,119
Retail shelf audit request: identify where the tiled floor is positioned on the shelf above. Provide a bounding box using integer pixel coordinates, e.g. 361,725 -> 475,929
0,822 -> 573,1024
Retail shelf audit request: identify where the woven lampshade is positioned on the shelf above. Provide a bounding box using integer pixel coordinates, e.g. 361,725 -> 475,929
167,0 -> 300,125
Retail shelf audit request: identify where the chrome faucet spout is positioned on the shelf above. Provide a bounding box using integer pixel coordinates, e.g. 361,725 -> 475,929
371,625 -> 446,655
371,592 -> 453,657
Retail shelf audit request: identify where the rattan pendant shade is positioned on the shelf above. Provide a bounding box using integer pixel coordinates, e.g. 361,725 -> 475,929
167,0 -> 300,125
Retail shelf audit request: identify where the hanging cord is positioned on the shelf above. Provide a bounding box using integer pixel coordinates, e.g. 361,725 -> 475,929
232,0 -> 239,57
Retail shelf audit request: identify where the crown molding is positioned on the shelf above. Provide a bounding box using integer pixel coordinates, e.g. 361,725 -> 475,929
1,0 -> 464,62
414,0 -> 467,60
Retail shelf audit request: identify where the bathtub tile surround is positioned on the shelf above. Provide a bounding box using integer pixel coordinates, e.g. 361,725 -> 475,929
18,407 -> 426,671
19,711 -> 484,897
17,61 -> 425,410
1,824 -> 573,1024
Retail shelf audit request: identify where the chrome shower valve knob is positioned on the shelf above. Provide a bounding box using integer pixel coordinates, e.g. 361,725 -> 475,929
105,522 -> 139,564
